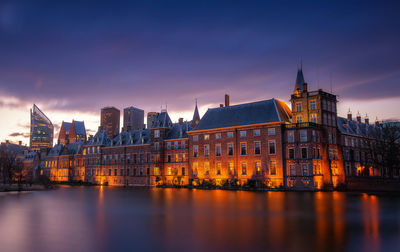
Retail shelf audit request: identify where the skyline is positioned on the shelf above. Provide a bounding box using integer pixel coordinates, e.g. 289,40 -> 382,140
1,0 -> 400,145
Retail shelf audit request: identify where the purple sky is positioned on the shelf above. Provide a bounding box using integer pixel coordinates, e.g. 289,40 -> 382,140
1,0 -> 400,144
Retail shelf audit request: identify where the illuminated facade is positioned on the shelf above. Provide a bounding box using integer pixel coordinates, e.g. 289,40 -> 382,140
30,104 -> 54,151
39,68 -> 388,190
58,120 -> 86,145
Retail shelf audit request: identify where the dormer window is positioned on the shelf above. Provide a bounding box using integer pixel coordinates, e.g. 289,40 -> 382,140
154,130 -> 160,138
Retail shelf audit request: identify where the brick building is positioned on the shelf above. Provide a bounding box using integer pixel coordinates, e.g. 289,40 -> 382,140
36,68 -> 390,190
58,120 -> 86,145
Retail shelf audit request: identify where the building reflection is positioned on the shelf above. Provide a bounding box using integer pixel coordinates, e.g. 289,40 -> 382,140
361,194 -> 380,251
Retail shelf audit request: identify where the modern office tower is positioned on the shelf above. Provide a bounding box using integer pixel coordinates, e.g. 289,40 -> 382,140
123,106 -> 144,131
147,112 -> 160,129
30,104 -> 54,151
101,107 -> 120,139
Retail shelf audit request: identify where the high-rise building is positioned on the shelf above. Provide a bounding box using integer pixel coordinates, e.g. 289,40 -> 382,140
30,104 -> 54,151
147,112 -> 160,129
101,107 -> 120,139
123,106 -> 144,131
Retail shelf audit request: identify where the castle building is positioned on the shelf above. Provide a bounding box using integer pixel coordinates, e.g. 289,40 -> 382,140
123,106 -> 144,131
58,120 -> 86,145
101,107 -> 120,139
30,104 -> 54,151
38,68 -> 387,189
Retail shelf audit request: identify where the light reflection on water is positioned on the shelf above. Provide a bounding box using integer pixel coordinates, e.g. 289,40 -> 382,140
0,186 -> 399,252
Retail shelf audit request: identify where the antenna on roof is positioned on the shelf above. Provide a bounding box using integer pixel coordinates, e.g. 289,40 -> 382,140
330,73 -> 333,93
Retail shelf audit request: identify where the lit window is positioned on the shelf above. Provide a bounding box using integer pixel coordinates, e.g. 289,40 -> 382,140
297,116 -> 302,123
167,167 -> 172,175
204,162 -> 210,175
269,160 -> 277,175
193,162 -> 198,175
228,162 -> 234,175
241,162 -> 247,175
253,129 -> 260,136
204,135 -> 209,140
216,162 -> 221,175
296,103 -> 302,112
255,161 -> 261,175
311,114 -> 317,123
310,101 -> 316,110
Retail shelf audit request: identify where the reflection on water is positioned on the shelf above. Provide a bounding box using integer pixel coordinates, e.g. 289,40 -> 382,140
0,187 -> 400,252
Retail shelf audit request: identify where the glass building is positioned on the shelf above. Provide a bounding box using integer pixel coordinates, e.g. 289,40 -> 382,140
30,104 -> 54,151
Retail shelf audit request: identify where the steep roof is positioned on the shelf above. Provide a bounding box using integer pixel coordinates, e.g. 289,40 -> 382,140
47,144 -> 63,156
87,130 -> 111,146
63,122 -> 72,133
152,111 -> 173,128
111,129 -> 150,146
166,122 -> 192,139
192,99 -> 291,131
192,101 -> 200,123
337,117 -> 379,137
73,121 -> 86,135
294,68 -> 305,91
66,142 -> 83,155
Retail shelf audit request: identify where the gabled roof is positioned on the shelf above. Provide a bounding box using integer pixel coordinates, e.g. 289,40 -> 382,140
192,99 -> 291,131
66,142 -> 83,155
337,117 -> 379,137
111,129 -> 150,146
152,111 -> 173,128
166,122 -> 192,139
87,130 -> 111,146
73,121 -> 86,135
63,122 -> 72,133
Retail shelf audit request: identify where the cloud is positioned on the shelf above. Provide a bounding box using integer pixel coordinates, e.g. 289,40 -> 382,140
8,132 -> 29,138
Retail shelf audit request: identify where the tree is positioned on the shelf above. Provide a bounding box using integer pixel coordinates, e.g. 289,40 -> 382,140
370,123 -> 400,178
0,145 -> 16,184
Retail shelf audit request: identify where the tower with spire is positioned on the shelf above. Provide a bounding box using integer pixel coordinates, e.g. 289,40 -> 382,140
192,99 -> 200,127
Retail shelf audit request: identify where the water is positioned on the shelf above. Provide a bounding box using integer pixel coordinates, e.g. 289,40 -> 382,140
0,186 -> 399,252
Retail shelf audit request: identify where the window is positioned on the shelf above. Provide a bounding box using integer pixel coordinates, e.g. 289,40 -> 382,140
241,162 -> 247,175
253,129 -> 260,136
302,164 -> 308,176
154,142 -> 160,151
216,133 -> 221,139
289,164 -> 296,176
311,114 -> 317,123
193,162 -> 198,175
301,148 -> 307,159
228,162 -> 234,175
216,144 -> 221,156
269,160 -> 277,175
204,134 -> 209,140
296,103 -> 302,112
133,168 -> 136,176
204,145 -> 209,157
193,135 -> 198,141
269,141 -> 276,154
310,100 -> 316,110
228,143 -> 233,156
181,141 -> 186,149
227,132 -> 233,138
254,142 -> 261,155
108,169 -> 111,176
167,142 -> 172,150
120,169 -> 123,176
204,162 -> 210,175
296,116 -> 302,123
140,154 -> 144,164
103,156 -> 106,165
175,141 -> 179,149
147,153 -> 151,163
288,131 -> 294,143
193,145 -> 198,157
133,154 -> 137,164
167,155 -> 171,163
241,143 -> 247,155
140,168 -> 143,176
288,148 -> 295,159
300,130 -> 307,142
114,155 -> 118,164
216,162 -> 221,175
114,169 -> 117,176
268,128 -> 275,135
255,161 -> 261,175
154,167 -> 160,176
154,129 -> 160,138
167,167 -> 172,176
240,131 -> 246,137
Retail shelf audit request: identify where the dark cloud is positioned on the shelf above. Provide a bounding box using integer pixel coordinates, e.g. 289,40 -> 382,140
0,0 -> 399,114
8,132 -> 29,138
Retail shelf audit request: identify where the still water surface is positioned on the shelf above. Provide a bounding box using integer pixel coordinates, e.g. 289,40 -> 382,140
0,186 -> 399,252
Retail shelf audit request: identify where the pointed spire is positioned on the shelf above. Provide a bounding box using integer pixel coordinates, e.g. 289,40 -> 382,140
192,99 -> 200,126
294,63 -> 305,92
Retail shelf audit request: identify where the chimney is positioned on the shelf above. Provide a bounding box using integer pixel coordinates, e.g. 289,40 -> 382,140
178,118 -> 183,124
302,83 -> 308,92
347,109 -> 352,121
220,104 -> 224,107
356,112 -> 361,123
225,94 -> 230,107
365,114 -> 369,125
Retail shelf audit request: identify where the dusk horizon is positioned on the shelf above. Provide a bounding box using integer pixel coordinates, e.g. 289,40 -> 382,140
1,0 -> 400,145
